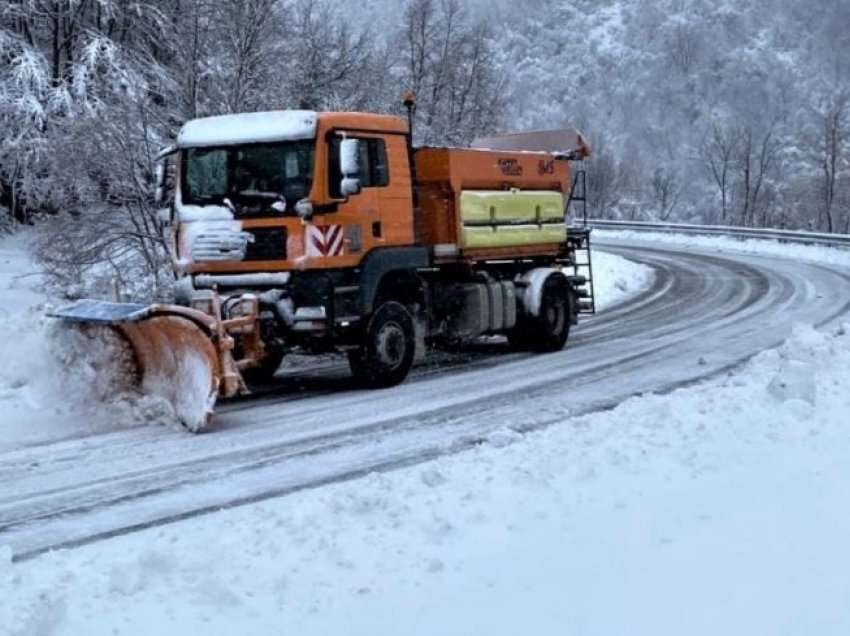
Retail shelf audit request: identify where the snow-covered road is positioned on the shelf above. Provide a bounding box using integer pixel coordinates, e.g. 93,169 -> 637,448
3,237 -> 849,562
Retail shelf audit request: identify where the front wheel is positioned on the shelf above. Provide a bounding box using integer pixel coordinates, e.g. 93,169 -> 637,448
349,301 -> 416,388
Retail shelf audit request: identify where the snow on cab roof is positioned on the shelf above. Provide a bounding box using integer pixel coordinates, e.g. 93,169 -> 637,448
177,110 -> 318,148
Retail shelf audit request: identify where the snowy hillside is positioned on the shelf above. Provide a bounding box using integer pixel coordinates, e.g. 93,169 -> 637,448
499,0 -> 850,228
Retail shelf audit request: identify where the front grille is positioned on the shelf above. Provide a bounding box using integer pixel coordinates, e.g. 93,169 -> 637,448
244,228 -> 287,261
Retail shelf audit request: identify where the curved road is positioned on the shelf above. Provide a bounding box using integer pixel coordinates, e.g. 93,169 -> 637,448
2,237 -> 849,560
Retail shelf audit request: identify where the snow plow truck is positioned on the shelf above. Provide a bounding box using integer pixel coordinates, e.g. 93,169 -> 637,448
52,105 -> 595,431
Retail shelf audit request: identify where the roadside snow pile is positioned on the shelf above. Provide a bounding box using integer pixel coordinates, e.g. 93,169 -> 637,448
0,235 -> 56,419
763,323 -> 829,406
0,308 -> 131,408
0,233 -> 179,448
0,307 -> 180,440
0,308 -> 51,404
591,249 -> 654,310
598,228 -> 850,268
5,321 -> 850,635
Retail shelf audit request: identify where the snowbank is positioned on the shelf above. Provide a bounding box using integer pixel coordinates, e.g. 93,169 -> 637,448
0,306 -> 181,448
592,248 -> 654,310
0,234 -> 69,442
0,234 -> 179,449
4,321 -> 850,635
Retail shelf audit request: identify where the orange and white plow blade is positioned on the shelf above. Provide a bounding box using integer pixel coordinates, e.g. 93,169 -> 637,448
50,299 -> 245,432
115,315 -> 223,432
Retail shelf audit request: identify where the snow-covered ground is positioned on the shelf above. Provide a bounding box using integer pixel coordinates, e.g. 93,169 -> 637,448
4,314 -> 850,634
590,249 -> 653,310
0,232 -> 74,444
0,232 -> 169,450
3,231 -> 850,635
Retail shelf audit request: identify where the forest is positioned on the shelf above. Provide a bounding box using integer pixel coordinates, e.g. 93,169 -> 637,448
1,0 -> 848,295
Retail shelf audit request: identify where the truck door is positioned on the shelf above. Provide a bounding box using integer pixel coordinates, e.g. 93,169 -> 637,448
319,133 -> 413,266
375,134 -> 414,247
307,135 -> 380,267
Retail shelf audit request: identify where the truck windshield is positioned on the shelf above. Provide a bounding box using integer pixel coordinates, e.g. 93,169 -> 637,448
182,141 -> 314,211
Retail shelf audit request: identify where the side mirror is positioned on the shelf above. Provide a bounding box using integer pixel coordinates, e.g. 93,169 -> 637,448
340,138 -> 360,175
339,137 -> 361,197
341,177 -> 361,197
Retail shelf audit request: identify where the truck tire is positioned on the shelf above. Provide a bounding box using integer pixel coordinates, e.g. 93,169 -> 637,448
511,276 -> 572,352
532,278 -> 572,351
348,301 -> 416,388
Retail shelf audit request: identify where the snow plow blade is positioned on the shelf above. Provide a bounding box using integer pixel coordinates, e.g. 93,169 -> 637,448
49,300 -> 228,432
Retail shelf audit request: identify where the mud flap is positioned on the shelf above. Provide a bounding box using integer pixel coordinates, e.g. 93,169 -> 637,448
50,300 -> 223,432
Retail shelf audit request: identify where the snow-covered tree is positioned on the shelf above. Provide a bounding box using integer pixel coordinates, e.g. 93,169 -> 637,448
2,0 -> 850,294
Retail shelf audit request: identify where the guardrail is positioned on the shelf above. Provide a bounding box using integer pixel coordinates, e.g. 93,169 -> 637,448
586,219 -> 850,248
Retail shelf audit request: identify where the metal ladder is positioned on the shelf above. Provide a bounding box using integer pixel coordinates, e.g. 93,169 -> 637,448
566,169 -> 596,315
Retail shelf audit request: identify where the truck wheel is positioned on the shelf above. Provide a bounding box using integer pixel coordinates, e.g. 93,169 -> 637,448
512,276 -> 572,352
349,301 -> 415,388
532,279 -> 572,351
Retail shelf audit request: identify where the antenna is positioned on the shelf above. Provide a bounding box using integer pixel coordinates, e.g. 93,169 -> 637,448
403,90 -> 416,141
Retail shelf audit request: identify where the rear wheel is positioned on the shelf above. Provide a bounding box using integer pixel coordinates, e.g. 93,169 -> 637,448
349,301 -> 416,388
511,275 -> 572,352
532,277 -> 572,351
